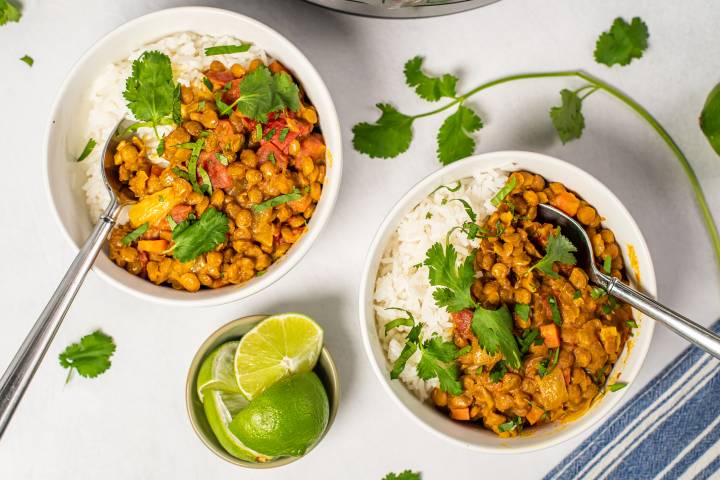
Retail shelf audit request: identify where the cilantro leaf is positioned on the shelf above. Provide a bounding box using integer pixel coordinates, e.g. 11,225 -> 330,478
271,71 -> 301,113
404,56 -> 458,102
77,138 -> 97,162
424,242 -> 476,312
603,254 -> 612,273
123,51 -> 178,135
59,330 -> 116,382
252,188 -> 303,213
384,307 -> 415,334
471,304 -> 522,369
528,227 -> 577,278
390,323 -> 423,379
514,303 -> 530,322
700,82 -> 720,156
352,103 -> 414,159
0,0 -> 20,25
436,105 -> 483,165
488,360 -> 508,383
447,198 -> 477,222
171,208 -> 229,263
20,54 -> 33,67
550,89 -> 585,144
417,335 -> 465,394
122,223 -> 148,245
383,470 -> 421,480
594,17 -> 649,67
498,416 -> 523,433
204,44 -> 252,56
537,348 -> 559,377
607,382 -> 628,392
220,66 -> 301,121
548,295 -> 563,326
516,327 -> 542,354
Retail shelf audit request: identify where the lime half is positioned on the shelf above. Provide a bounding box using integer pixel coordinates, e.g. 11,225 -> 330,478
203,390 -> 270,462
197,341 -> 241,403
234,313 -> 323,400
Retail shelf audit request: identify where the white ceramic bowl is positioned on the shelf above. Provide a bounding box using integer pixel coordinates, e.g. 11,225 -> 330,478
44,7 -> 342,307
359,151 -> 656,453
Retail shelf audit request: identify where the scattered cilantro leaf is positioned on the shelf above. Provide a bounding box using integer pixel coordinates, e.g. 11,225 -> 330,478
279,127 -> 289,142
603,255 -> 612,273
166,215 -> 177,230
252,188 -> 303,212
607,382 -> 628,392
203,76 -> 214,92
436,105 -> 483,165
498,416 -> 523,433
516,328 -> 542,354
626,320 -> 638,329
77,138 -> 97,162
471,304 -> 522,369
384,307 -> 415,334
20,54 -> 33,67
573,290 -> 582,299
431,181 -> 461,195
215,153 -> 229,166
172,166 -> 189,181
197,165 -> 212,194
550,89 -> 585,144
204,44 -> 252,56
171,208 -> 229,262
700,82 -> 720,156
488,360 -> 508,383
425,212 -> 433,219
59,330 -> 116,383
0,0 -> 20,25
352,103 -> 414,159
548,295 -> 563,325
219,66 -> 300,121
448,198 -> 477,222
528,227 -> 577,278
122,223 -> 148,245
123,51 -> 178,137
491,176 -> 517,206
383,470 -> 421,480
390,328 -> 420,380
538,347 -> 560,377
594,17 -> 649,67
157,138 -> 166,156
417,335 -> 466,395
514,303 -> 530,322
271,71 -> 301,113
187,139 -> 205,194
590,286 -> 606,299
424,242 -> 476,312
404,56 -> 458,102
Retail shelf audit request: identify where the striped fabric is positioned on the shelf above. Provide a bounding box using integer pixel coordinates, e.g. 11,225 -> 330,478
544,321 -> 720,480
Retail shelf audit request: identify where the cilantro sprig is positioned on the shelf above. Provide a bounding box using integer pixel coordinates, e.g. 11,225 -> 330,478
215,65 -> 300,121
59,330 -> 116,383
471,305 -> 522,369
594,17 -> 649,67
528,227 -> 577,278
171,208 -> 229,263
123,51 -> 180,138
385,311 -> 469,395
0,0 -> 20,26
423,241 -> 476,312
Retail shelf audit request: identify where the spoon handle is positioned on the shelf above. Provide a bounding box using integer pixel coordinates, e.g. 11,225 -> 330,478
605,275 -> 720,359
0,200 -> 119,439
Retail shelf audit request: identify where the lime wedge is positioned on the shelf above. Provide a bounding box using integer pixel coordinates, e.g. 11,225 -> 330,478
234,313 -> 323,400
197,341 -> 241,403
203,389 -> 270,462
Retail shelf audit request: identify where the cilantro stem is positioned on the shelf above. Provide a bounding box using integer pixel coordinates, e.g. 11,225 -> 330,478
407,70 -> 720,272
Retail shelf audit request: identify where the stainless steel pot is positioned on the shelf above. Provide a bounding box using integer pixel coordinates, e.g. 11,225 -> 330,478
303,0 -> 501,18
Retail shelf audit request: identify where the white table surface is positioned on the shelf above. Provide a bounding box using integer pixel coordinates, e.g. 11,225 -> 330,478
1,0 -> 719,478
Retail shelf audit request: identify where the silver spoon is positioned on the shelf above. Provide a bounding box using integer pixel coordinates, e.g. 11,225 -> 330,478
0,119 -> 138,438
537,203 -> 720,359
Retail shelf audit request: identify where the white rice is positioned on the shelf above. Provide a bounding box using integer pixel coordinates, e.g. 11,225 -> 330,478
373,169 -> 509,400
80,32 -> 269,221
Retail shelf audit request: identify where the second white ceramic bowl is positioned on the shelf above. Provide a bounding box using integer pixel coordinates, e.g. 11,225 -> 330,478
44,7 -> 342,307
359,151 -> 656,453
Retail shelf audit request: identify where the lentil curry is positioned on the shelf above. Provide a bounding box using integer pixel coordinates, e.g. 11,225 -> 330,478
108,58 -> 326,292
427,172 -> 634,436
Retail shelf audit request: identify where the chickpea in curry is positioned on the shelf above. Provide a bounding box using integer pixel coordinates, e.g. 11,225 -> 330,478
431,171 -> 634,436
108,59 -> 326,292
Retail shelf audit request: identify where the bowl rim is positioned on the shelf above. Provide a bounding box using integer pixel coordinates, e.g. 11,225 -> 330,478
42,6 -> 343,307
184,314 -> 340,468
358,150 -> 656,454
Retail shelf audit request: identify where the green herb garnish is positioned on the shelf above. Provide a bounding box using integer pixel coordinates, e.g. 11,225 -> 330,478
404,56 -> 457,102
528,227 -> 577,278
548,295 -> 563,326
472,305 -> 522,369
123,51 -> 180,138
215,153 -> 229,166
77,138 -> 97,162
491,176 -> 518,207
59,330 -> 116,383
594,17 -> 649,67
264,127 -> 276,141
498,416 -> 523,433
424,241 -> 476,312
122,223 -> 148,245
590,286 -> 606,299
279,127 -> 290,142
217,66 -> 300,121
268,152 -> 276,165
489,360 -> 508,383
603,255 -> 612,273
20,54 -> 33,67
384,308 -> 415,334
607,382 -> 628,392
156,138 -> 166,156
538,347 -> 560,377
0,0 -> 20,26
204,44 -> 252,56
172,166 -> 189,180
573,290 -> 582,299
514,303 -> 530,322
430,181 -> 462,195
516,328 -> 543,354
383,470 -> 421,480
171,208 -> 229,263
425,212 -> 433,219
252,188 -> 302,213
550,89 -> 586,143
187,139 -> 205,194
197,165 -> 212,194
700,82 -> 720,156
203,76 -> 214,91
627,320 -> 638,329
166,215 -> 177,230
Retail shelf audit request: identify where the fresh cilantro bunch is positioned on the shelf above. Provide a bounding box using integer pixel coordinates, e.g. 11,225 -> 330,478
123,51 -> 181,137
594,17 -> 649,67
385,309 -> 469,395
528,227 -> 577,278
0,0 -> 20,26
216,65 -> 300,122
59,330 -> 116,383
353,56 -> 482,165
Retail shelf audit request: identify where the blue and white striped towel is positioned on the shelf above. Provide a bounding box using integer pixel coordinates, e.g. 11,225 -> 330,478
544,321 -> 720,480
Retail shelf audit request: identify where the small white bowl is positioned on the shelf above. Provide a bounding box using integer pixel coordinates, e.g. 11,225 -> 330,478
359,151 -> 656,453
43,7 -> 342,307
